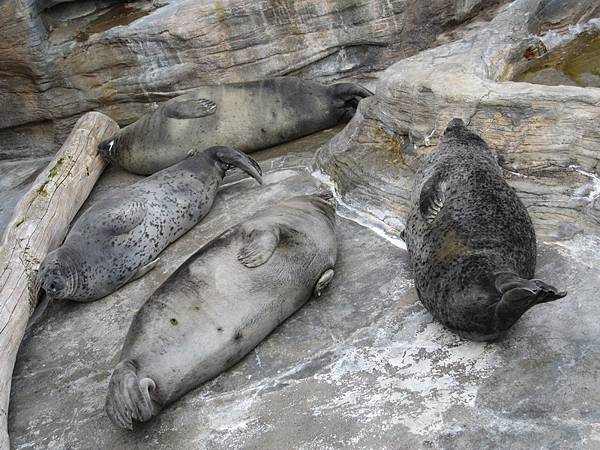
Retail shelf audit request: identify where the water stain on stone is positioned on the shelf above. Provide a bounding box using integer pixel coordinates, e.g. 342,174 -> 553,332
373,125 -> 407,165
515,31 -> 600,88
75,4 -> 151,42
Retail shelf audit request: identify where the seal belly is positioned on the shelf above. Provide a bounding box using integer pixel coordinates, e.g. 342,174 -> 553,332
121,230 -> 323,406
108,196 -> 337,426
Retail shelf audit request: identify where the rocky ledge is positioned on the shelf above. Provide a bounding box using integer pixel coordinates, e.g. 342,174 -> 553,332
6,0 -> 600,448
315,0 -> 600,241
9,130 -> 600,449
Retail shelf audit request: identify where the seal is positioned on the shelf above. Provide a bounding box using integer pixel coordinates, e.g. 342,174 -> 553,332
105,194 -> 337,430
403,118 -> 566,341
98,76 -> 372,174
37,146 -> 262,304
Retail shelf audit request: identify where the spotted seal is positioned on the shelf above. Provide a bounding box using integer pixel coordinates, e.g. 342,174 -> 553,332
37,146 -> 262,304
98,77 -> 372,174
403,118 -> 566,341
105,194 -> 337,429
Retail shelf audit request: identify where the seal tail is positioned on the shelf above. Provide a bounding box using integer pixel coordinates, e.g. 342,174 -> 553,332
493,272 -> 567,333
207,146 -> 263,185
105,360 -> 156,430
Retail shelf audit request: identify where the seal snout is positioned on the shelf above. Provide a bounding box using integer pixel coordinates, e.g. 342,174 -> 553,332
38,250 -> 78,299
45,278 -> 65,296
39,265 -> 69,298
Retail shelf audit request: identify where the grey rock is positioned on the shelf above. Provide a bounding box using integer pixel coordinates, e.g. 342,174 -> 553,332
0,157 -> 52,238
315,0 -> 600,241
9,130 -> 600,449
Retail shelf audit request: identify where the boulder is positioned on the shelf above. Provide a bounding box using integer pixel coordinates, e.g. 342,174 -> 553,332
315,0 -> 600,241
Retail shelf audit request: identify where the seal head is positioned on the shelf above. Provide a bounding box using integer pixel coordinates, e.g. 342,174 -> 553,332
38,248 -> 79,299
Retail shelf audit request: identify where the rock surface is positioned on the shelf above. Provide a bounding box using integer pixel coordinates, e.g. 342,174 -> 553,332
0,0 -> 509,157
6,0 -> 600,448
9,131 -> 600,449
315,0 -> 600,241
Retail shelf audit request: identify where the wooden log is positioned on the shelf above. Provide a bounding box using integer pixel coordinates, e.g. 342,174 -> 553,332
0,112 -> 119,449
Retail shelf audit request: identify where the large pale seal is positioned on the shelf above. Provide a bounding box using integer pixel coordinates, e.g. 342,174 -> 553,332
403,118 -> 566,341
98,76 -> 372,174
37,146 -> 262,303
105,194 -> 337,429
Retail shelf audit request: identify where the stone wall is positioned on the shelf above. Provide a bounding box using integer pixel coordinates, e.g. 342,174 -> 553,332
0,0 -> 508,158
315,0 -> 600,240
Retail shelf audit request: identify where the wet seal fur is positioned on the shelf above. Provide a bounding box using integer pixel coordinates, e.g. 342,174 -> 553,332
98,76 -> 372,174
403,118 -> 566,341
105,194 -> 337,430
37,146 -> 262,305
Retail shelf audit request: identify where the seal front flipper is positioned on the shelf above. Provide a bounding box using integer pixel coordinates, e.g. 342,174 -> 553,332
103,201 -> 147,235
419,173 -> 447,224
238,225 -> 281,268
163,98 -> 217,119
493,272 -> 567,333
314,269 -> 335,297
131,258 -> 160,282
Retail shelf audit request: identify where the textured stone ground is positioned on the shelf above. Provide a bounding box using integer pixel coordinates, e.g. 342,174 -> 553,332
8,131 -> 600,449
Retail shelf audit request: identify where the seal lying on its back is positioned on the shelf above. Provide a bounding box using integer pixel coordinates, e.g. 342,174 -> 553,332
98,77 -> 372,174
37,146 -> 262,303
105,194 -> 337,430
403,119 -> 566,341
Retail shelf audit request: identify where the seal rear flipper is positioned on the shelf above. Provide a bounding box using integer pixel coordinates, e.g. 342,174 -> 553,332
329,83 -> 373,118
329,83 -> 373,103
238,225 -> 281,268
105,360 -> 156,430
419,172 -> 447,224
493,272 -> 567,333
163,98 -> 217,119
207,146 -> 263,184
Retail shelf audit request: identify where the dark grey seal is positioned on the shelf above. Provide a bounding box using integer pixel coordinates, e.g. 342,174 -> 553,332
105,194 -> 337,429
403,118 -> 566,341
98,76 -> 372,174
37,146 -> 262,303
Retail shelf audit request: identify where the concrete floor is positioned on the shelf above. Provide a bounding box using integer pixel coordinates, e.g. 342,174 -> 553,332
8,131 -> 600,449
